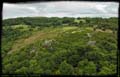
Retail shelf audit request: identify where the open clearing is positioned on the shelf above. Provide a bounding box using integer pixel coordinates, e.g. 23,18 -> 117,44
7,26 -> 76,54
7,26 -> 113,54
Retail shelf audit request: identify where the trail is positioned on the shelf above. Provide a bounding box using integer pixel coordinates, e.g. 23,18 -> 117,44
7,27 -> 113,55
7,31 -> 58,54
95,29 -> 113,33
7,26 -> 76,55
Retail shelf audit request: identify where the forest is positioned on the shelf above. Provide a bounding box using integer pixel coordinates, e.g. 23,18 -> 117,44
2,17 -> 118,75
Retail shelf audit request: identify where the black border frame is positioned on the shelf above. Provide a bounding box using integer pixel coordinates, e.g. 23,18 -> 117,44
0,0 -> 119,77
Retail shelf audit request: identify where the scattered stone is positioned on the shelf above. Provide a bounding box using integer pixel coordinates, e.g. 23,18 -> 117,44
42,39 -> 55,51
87,41 -> 96,46
87,33 -> 92,38
72,31 -> 77,33
71,30 -> 82,34
43,40 -> 52,47
30,48 -> 36,54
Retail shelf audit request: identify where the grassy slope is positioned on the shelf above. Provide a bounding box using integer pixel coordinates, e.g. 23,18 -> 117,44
2,25 -> 117,75
7,26 -> 113,54
7,26 -> 79,54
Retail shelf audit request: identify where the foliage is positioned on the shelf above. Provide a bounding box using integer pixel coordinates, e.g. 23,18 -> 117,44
2,17 -> 117,75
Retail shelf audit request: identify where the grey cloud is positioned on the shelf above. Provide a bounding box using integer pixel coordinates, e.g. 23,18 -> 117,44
3,2 -> 119,19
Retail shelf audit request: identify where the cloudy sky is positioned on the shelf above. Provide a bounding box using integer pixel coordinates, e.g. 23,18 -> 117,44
3,1 -> 119,19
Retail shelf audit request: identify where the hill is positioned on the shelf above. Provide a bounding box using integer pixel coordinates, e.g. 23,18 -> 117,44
2,17 -> 118,75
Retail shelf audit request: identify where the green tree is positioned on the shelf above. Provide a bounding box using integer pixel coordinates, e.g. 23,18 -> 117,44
67,55 -> 80,67
98,67 -> 112,75
59,60 -> 74,75
77,59 -> 96,75
99,61 -> 116,75
15,67 -> 28,74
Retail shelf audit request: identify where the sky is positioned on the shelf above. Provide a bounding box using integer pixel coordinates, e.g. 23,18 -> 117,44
3,1 -> 119,19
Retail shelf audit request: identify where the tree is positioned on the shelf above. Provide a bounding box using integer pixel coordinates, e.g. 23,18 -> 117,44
93,25 -> 97,31
54,70 -> 61,75
15,67 -> 28,74
59,60 -> 74,75
3,63 -> 12,73
67,55 -> 80,67
99,40 -> 116,51
77,59 -> 96,75
29,60 -> 38,73
2,17 -> 117,75
83,61 -> 96,75
86,50 -> 105,63
99,61 -> 116,75
98,67 -> 112,75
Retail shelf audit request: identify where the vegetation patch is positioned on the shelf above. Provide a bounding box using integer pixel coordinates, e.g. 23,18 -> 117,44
2,17 -> 118,75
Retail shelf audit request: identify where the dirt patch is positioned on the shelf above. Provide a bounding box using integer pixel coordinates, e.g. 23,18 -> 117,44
7,31 -> 58,54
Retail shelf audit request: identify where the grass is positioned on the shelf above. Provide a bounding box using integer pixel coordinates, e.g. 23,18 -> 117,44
62,26 -> 78,31
7,26 -> 113,54
7,28 -> 60,54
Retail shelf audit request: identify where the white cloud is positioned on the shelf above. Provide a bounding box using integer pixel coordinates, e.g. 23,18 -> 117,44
27,7 -> 39,14
95,5 -> 108,13
3,1 -> 119,19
